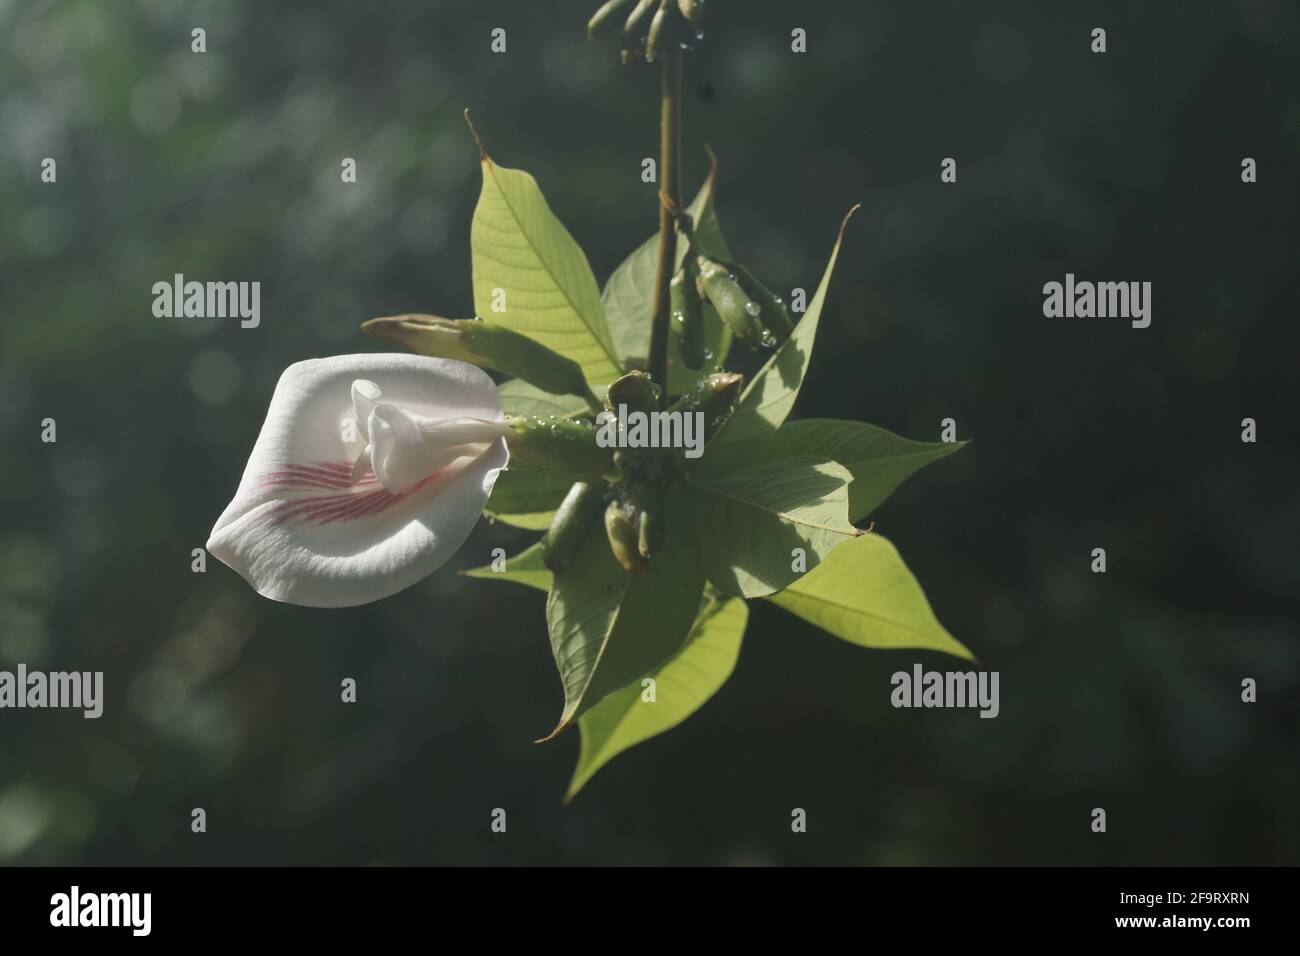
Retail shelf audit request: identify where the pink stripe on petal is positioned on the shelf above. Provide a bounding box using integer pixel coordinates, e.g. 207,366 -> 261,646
264,464 -> 447,527
259,461 -> 379,492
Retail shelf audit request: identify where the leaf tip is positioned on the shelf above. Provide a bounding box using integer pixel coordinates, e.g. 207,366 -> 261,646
533,718 -> 571,744
703,143 -> 719,189
837,203 -> 862,243
463,108 -> 489,161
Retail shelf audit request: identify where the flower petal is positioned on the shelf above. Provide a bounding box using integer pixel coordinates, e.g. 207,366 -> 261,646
207,354 -> 508,607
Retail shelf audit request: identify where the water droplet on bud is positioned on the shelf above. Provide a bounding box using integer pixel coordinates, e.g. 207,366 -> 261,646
744,301 -> 761,317
759,330 -> 778,348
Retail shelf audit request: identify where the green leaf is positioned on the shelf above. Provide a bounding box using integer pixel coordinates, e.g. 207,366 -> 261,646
543,491 -> 704,737
704,418 -> 965,522
683,457 -> 859,598
765,533 -> 973,660
567,595 -> 747,800
497,378 -> 590,418
709,206 -> 859,453
471,157 -> 622,386
602,158 -> 733,392
484,469 -> 574,530
462,540 -> 552,592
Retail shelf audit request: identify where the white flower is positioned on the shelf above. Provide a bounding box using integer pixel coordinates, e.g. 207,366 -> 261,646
207,354 -> 509,607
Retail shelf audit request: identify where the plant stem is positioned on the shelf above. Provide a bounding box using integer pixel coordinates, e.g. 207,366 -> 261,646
647,47 -> 682,405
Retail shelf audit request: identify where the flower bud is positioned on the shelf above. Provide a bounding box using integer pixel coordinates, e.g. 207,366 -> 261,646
731,263 -> 793,345
363,315 -> 597,408
505,416 -> 613,480
670,266 -> 706,370
624,481 -> 666,558
542,481 -> 607,573
645,2 -> 671,62
695,257 -> 764,347
604,370 -> 660,414
669,370 -> 743,431
676,0 -> 703,24
623,0 -> 657,35
604,497 -> 648,573
588,0 -> 635,39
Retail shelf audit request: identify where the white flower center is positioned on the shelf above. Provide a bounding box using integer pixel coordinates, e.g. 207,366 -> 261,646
348,379 -> 508,494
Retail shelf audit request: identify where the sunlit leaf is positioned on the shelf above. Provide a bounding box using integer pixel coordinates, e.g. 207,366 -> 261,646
766,533 -> 973,660
705,418 -> 965,522
462,540 -> 551,592
484,469 -> 573,530
497,378 -> 591,418
568,595 -> 747,800
471,157 -> 622,386
683,457 -> 858,598
543,491 -> 703,736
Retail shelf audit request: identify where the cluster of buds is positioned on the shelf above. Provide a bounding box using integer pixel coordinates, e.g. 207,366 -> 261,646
537,368 -> 742,576
668,211 -> 794,354
600,371 -> 668,573
588,0 -> 706,63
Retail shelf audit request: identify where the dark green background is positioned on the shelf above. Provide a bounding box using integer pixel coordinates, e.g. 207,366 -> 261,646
2,0 -> 1297,865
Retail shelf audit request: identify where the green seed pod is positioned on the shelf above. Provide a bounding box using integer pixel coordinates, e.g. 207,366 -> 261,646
696,256 -> 764,347
505,416 -> 613,480
542,482 -> 606,573
645,2 -> 671,62
669,370 -> 743,421
618,31 -> 641,64
731,263 -> 793,345
623,0 -> 657,35
670,266 -> 705,369
604,497 -> 647,573
625,481 -> 667,558
362,315 -> 597,409
588,0 -> 635,39
677,0 -> 703,24
604,370 -> 660,414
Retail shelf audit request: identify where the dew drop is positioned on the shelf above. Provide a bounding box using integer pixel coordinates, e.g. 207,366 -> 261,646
759,329 -> 778,348
744,300 -> 762,317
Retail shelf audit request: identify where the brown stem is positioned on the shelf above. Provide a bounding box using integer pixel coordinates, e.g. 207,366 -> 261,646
647,47 -> 682,405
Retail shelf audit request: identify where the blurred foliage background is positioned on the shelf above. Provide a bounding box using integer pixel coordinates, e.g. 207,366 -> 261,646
1,0 -> 1298,865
